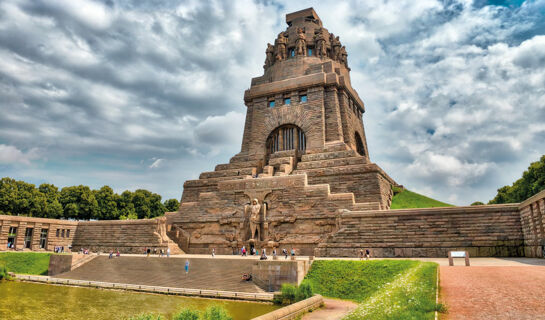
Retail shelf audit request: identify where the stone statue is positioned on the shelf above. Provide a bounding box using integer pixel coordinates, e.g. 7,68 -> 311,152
264,43 -> 275,69
330,34 -> 341,61
295,27 -> 307,56
245,199 -> 262,240
275,32 -> 288,61
340,45 -> 348,67
314,28 -> 327,59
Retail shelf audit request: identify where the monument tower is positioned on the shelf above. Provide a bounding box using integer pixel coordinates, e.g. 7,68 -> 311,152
167,8 -> 396,255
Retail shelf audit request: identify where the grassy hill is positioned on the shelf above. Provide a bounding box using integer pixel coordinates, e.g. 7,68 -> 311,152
391,189 -> 453,209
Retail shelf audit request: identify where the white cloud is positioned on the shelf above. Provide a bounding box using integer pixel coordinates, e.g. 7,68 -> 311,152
149,158 -> 164,169
0,144 -> 40,165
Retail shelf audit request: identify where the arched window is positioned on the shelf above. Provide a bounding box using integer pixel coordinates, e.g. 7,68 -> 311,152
266,125 -> 306,154
355,132 -> 365,156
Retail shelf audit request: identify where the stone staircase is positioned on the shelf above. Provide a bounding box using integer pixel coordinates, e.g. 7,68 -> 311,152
56,256 -> 265,293
317,205 -> 525,257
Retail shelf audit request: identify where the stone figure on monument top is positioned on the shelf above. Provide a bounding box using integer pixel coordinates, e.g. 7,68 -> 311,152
314,27 -> 327,59
340,45 -> 348,68
264,43 -> 275,68
275,32 -> 288,61
295,27 -> 307,56
330,34 -> 341,61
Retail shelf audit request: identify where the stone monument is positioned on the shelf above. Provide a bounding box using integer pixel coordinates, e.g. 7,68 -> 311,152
166,7 -> 396,255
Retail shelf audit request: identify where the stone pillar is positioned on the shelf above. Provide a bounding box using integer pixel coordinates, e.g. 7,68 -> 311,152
323,87 -> 344,142
16,222 -> 26,250
0,223 -> 8,251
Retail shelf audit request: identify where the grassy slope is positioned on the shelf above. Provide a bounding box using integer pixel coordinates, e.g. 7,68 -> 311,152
390,189 -> 453,209
303,260 -> 438,320
302,260 -> 419,302
0,252 -> 51,275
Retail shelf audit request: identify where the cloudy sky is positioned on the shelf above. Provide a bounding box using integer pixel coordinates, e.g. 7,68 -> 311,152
0,0 -> 544,205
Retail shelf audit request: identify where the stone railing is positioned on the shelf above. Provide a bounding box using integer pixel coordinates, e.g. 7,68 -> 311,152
14,274 -> 274,302
251,294 -> 324,320
519,189 -> 545,257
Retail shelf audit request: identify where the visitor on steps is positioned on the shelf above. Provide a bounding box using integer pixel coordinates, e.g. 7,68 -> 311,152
365,249 -> 370,260
116,250 -> 120,257
167,247 -> 171,258
283,248 -> 288,259
272,248 -> 277,258
260,250 -> 267,260
185,259 -> 190,274
109,250 -> 113,259
359,249 -> 364,260
291,248 -> 295,258
212,248 -> 215,257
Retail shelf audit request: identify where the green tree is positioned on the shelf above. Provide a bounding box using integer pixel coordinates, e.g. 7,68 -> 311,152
489,155 -> 545,204
59,185 -> 99,220
132,189 -> 165,219
117,190 -> 136,219
470,201 -> 484,206
163,198 -> 180,212
94,186 -> 119,220
0,178 -> 47,217
38,183 -> 63,218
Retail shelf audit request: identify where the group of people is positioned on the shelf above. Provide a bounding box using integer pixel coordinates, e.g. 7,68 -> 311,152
78,248 -> 90,254
145,247 -> 171,258
55,246 -> 65,253
238,246 -> 296,259
108,250 -> 120,259
359,248 -> 371,260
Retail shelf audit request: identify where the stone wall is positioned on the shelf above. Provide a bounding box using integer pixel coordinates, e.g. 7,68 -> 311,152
252,259 -> 310,292
316,204 -> 525,257
71,218 -> 168,254
0,215 -> 77,251
518,189 -> 545,258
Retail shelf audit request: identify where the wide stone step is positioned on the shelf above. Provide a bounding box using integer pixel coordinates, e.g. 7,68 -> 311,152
56,256 -> 264,293
215,160 -> 262,171
301,150 -> 358,162
296,156 -> 368,170
199,167 -> 256,179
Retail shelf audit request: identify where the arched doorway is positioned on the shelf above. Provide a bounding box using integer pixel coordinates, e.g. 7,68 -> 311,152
355,132 -> 365,156
266,124 -> 306,155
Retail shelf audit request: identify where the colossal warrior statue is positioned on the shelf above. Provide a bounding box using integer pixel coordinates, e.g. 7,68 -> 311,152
264,43 -> 275,68
169,8 -> 396,256
245,199 -> 263,240
295,27 -> 307,56
314,27 -> 327,58
330,34 -> 341,61
275,32 -> 288,61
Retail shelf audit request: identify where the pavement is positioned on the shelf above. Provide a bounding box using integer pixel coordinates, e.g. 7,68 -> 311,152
440,265 -> 545,319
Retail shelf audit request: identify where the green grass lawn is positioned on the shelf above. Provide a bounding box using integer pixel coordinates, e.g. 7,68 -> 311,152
0,252 -> 52,275
391,189 -> 453,209
303,260 -> 439,320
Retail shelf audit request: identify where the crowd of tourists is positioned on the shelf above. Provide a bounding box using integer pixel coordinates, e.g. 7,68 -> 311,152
145,247 -> 171,258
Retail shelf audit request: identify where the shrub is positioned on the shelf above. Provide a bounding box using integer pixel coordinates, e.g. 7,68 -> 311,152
202,305 -> 232,320
0,263 -> 10,280
173,309 -> 200,320
296,282 -> 313,301
280,283 -> 297,305
274,282 -> 314,305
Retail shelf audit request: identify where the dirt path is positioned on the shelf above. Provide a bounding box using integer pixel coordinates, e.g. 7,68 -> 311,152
440,266 -> 545,320
302,298 -> 357,320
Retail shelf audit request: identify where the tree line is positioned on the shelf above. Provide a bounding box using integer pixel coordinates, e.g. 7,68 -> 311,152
0,177 -> 180,220
489,155 -> 545,204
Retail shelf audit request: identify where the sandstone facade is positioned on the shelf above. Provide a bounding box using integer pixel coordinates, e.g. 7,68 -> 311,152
171,8 -> 396,255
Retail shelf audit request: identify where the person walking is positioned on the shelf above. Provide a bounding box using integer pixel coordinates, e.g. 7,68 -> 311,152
283,248 -> 288,259
184,259 -> 190,274
167,247 -> 171,258
212,248 -> 215,257
109,250 -> 113,259
365,249 -> 370,260
359,249 -> 364,260
291,247 -> 295,259
272,248 -> 277,258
